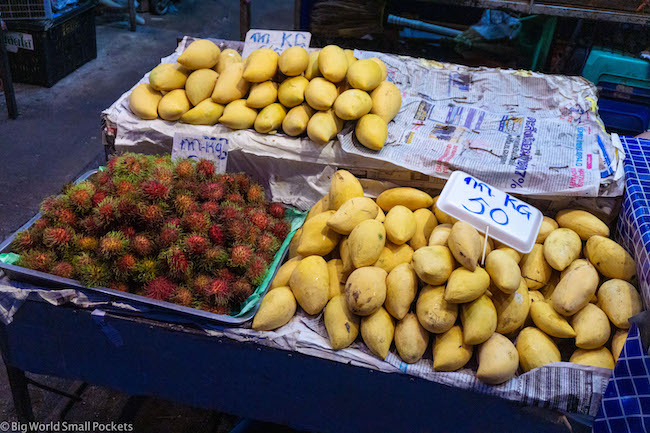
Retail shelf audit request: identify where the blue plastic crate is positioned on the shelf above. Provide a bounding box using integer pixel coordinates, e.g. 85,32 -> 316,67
598,98 -> 650,135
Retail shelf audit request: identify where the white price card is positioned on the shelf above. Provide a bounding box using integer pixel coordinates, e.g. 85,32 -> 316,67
437,171 -> 542,253
171,133 -> 228,173
241,29 -> 311,58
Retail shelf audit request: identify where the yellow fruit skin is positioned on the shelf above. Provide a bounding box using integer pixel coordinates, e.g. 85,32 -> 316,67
373,242 -> 413,273
344,266 -> 387,316
344,49 -> 357,66
129,83 -> 162,120
461,294 -> 497,345
254,103 -> 287,134
370,80 -> 401,123
416,285 -> 457,334
597,279 -> 643,329
243,48 -> 279,82
543,228 -> 581,271
219,99 -> 257,130
282,103 -> 314,136
279,46 -> 310,76
477,334 -> 519,384
318,45 -> 348,83
485,249 -> 521,294
395,312 -> 429,364
347,59 -> 383,91
585,236 -> 636,282
433,325 -> 472,372
409,209 -> 437,250
211,63 -> 250,105
305,78 -> 338,111
551,261 -> 599,316
252,286 -> 297,331
177,39 -> 220,70
447,221 -> 482,272
297,210 -> 341,256
348,219 -> 386,268
324,295 -> 360,349
304,51 -> 322,80
327,196 -> 378,235
180,99 -> 224,125
555,209 -> 609,240
611,328 -> 628,361
307,110 -> 340,145
361,307 -> 395,359
570,347 -> 615,369
376,187 -> 433,211
529,301 -> 575,338
571,304 -> 610,349
334,89 -> 372,120
327,259 -> 345,299
215,48 -> 242,74
149,63 -> 189,91
493,278 -> 530,335
536,216 -> 558,243
329,170 -> 364,210
247,81 -> 278,109
278,76 -> 310,108
411,246 -> 454,286
158,89 -> 191,121
185,69 -> 219,106
520,244 -> 552,290
444,267 -> 490,304
356,114 -> 388,151
289,255 -> 329,315
516,327 -> 561,372
384,205 -> 416,245
271,257 -> 301,289
370,57 -> 387,80
385,263 -> 418,320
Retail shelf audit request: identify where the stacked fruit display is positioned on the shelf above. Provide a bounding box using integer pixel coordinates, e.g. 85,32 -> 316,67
253,170 -> 642,384
128,39 -> 402,150
10,153 -> 290,315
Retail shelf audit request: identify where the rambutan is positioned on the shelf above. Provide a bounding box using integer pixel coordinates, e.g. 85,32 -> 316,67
154,155 -> 171,166
175,180 -> 199,196
245,226 -> 260,245
43,227 -> 74,249
199,182 -> 225,202
165,217 -> 181,227
268,202 -> 286,219
210,279 -> 232,306
99,231 -> 129,257
18,250 -> 55,272
201,201 -> 219,217
139,203 -> 165,227
117,197 -> 140,221
226,219 -> 247,241
112,154 -> 146,178
115,179 -> 136,195
72,253 -> 94,269
54,209 -> 77,226
94,171 -> 113,189
219,202 -> 241,220
94,197 -> 119,226
199,247 -> 228,272
185,235 -> 209,255
175,160 -> 195,179
232,278 -> 253,303
192,275 -> 214,297
159,226 -> 181,248
270,220 -> 290,240
174,194 -> 198,215
33,218 -> 50,233
208,224 -> 225,245
246,184 -> 265,204
174,287 -> 194,307
196,160 -> 216,179
79,216 -> 101,235
141,180 -> 170,200
218,173 -> 236,185
91,190 -> 108,206
132,235 -> 154,256
217,268 -> 235,282
152,165 -> 174,184
226,193 -> 244,204
40,195 -> 68,217
247,255 -> 268,286
119,226 -> 137,239
233,173 -> 251,192
133,258 -> 157,283
12,231 -> 35,252
110,282 -> 128,292
161,246 -> 190,279
67,182 -> 95,211
257,232 -> 279,253
250,211 -> 270,230
230,244 -> 252,267
144,277 -> 177,301
116,254 -> 137,275
77,264 -> 108,287
211,305 -> 230,315
77,236 -> 98,251
183,212 -> 210,234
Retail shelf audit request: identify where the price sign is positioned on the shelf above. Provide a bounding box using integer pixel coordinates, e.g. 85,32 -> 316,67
171,133 -> 228,173
437,171 -> 542,253
242,29 -> 311,58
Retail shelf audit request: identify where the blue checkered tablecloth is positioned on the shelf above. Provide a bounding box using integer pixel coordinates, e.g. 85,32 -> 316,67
593,136 -> 650,433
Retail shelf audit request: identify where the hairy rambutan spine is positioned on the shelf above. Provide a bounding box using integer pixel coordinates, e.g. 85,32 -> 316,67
144,277 -> 177,301
185,235 -> 209,255
141,180 -> 171,200
133,258 -> 158,283
199,182 -> 225,201
174,287 -> 194,307
77,236 -> 98,251
175,160 -> 195,179
182,212 -> 210,234
246,184 -> 265,204
99,231 -> 129,258
12,231 -> 35,252
18,250 -> 55,272
132,235 -> 154,256
268,202 -> 286,219
229,244 -> 252,267
43,227 -> 74,250
196,159 -> 216,179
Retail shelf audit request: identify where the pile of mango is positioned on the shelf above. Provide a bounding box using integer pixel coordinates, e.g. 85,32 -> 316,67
253,170 -> 643,384
129,39 -> 402,150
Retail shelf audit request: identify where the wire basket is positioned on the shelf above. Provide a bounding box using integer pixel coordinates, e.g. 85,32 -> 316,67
0,0 -> 53,20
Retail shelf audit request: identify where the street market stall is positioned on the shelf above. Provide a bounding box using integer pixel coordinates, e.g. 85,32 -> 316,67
1,33 -> 649,433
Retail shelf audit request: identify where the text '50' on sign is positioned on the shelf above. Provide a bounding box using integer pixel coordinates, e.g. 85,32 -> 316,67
437,171 -> 543,253
242,29 -> 311,58
171,133 -> 228,174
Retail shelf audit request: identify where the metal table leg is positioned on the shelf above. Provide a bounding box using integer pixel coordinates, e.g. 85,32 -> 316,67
6,365 -> 35,423
240,0 -> 251,41
0,21 -> 18,119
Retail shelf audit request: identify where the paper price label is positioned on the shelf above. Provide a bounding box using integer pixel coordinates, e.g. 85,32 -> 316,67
437,171 -> 542,253
242,29 -> 311,58
172,133 -> 228,173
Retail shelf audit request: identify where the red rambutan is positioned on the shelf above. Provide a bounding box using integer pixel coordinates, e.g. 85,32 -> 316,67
141,180 -> 170,200
77,264 -> 108,287
99,231 -> 129,257
183,212 -> 210,234
212,305 -> 230,315
117,197 -> 140,221
18,250 -> 55,272
72,253 -> 94,269
270,220 -> 290,240
152,165 -> 174,184
250,211 -> 269,230
192,275 -> 214,297
216,268 -> 235,283
219,202 -> 241,220
33,218 -> 50,232
79,216 -> 101,235
12,231 -> 35,252
226,219 -> 247,241
116,254 -> 137,275
174,194 -> 198,215
40,195 -> 68,217
257,232 -> 279,253
43,227 -> 74,249
232,278 -> 253,303
246,184 -> 265,204
161,246 -> 190,278
144,277 -> 177,301
268,202 -> 286,219
245,226 -> 260,245
199,182 -> 225,201
246,255 -> 268,285
133,258 -> 157,283
115,179 -> 136,195
165,217 -> 182,227
174,287 -> 194,307
132,235 -> 153,256
110,282 -> 128,292
119,226 -> 137,239
230,244 -> 252,267
196,160 -> 216,179
175,160 -> 195,179
233,173 -> 251,192
67,183 -> 94,211
91,190 -> 108,207
201,201 -> 219,217
226,193 -> 244,204
208,224 -> 225,245
139,203 -> 165,227
77,236 -> 98,251
94,197 -> 118,226
185,235 -> 209,255
54,209 -> 77,226
159,226 -> 181,248
210,279 -> 232,305
199,247 -> 228,272
94,170 -> 113,189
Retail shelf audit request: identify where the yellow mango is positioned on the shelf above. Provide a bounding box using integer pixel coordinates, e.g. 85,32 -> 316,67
516,327 -> 561,372
611,329 -> 628,361
254,103 -> 286,134
211,63 -> 250,105
158,89 -> 190,121
432,196 -> 458,225
530,301 -> 576,338
348,219 -> 386,268
324,295 -> 360,349
409,208 -> 437,250
180,99 -> 224,125
428,223 -> 452,246
333,89 -> 372,120
370,57 -> 387,80
243,48 -> 279,82
307,110 -> 342,145
347,58 -> 383,91
433,325 -> 472,371
551,261 -> 599,316
344,49 -> 357,65
149,62 -> 189,91
345,266 -> 388,316
485,249 -> 521,294
215,48 -> 242,74
556,209 -> 609,240
536,216 -> 558,243
444,266 -> 490,303
412,245 -> 454,285
305,77 -> 338,111
384,205 -> 416,245
185,68 -> 219,106
585,236 -> 636,282
395,313 -> 429,364
520,244 -> 552,290
477,333 -> 519,384
252,286 -> 296,331
416,285 -> 458,334
177,39 -> 220,70
218,99 -> 257,130
571,303 -> 611,349
271,257 -> 301,289
289,255 -> 329,315
355,114 -> 388,151
370,80 -> 401,123
327,259 -> 345,298
598,279 -> 643,329
304,50 -> 321,80
278,76 -> 310,108
297,210 -> 341,256
448,221 -> 482,271
246,81 -> 278,109
461,294 -> 497,345
570,347 -> 615,369
376,187 -> 433,211
493,278 -> 530,334
282,103 -> 314,136
373,242 -> 413,273
279,46 -> 309,76
385,263 -> 418,320
543,228 -> 581,271
329,169 -> 363,210
318,45 -> 348,82
361,307 -> 395,359
327,196 -> 378,235
129,83 -> 162,120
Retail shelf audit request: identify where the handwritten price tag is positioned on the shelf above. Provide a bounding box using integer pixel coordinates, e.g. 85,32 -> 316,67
437,171 -> 542,253
171,133 -> 228,173
242,29 -> 311,58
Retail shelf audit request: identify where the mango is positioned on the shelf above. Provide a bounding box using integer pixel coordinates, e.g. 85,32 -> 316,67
416,285 -> 457,334
246,81 -> 278,109
347,58 -> 383,91
345,266 -> 387,316
177,39 -> 220,70
412,245 -> 454,285
211,63 -> 250,105
252,286 -> 296,331
297,210 -> 341,256
279,46 -> 309,76
324,295 -> 360,349
433,325 -> 472,371
180,99 -> 224,125
278,76 -> 310,107
444,266 -> 490,303
129,83 -> 162,120
254,103 -> 286,134
395,313 -> 429,364
356,114 -> 388,151
305,77 -> 338,111
318,45 -> 348,82
158,89 -> 191,121
282,103 -> 314,136
385,263 -> 418,320
361,307 -> 395,359
334,89 -> 372,120
477,334 -> 518,384
376,187 -> 433,211
304,51 -> 321,80
370,80 -> 401,123
243,48 -> 279,82
448,221 -> 482,271
149,62 -> 189,91
329,170 -> 364,210
348,220 -> 386,268
556,209 -> 609,240
289,255 -> 329,315
215,48 -> 242,74
185,68 -> 219,106
218,99 -> 257,130
307,110 -> 342,145
370,57 -> 387,80
461,294 -> 497,345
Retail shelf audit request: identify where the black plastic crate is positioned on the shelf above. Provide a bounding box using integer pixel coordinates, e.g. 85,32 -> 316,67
5,1 -> 96,87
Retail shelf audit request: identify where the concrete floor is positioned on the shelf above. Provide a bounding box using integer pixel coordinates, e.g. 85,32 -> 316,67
0,1 -> 297,431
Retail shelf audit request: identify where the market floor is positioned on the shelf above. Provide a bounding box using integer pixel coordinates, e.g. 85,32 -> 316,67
0,1 -> 298,431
